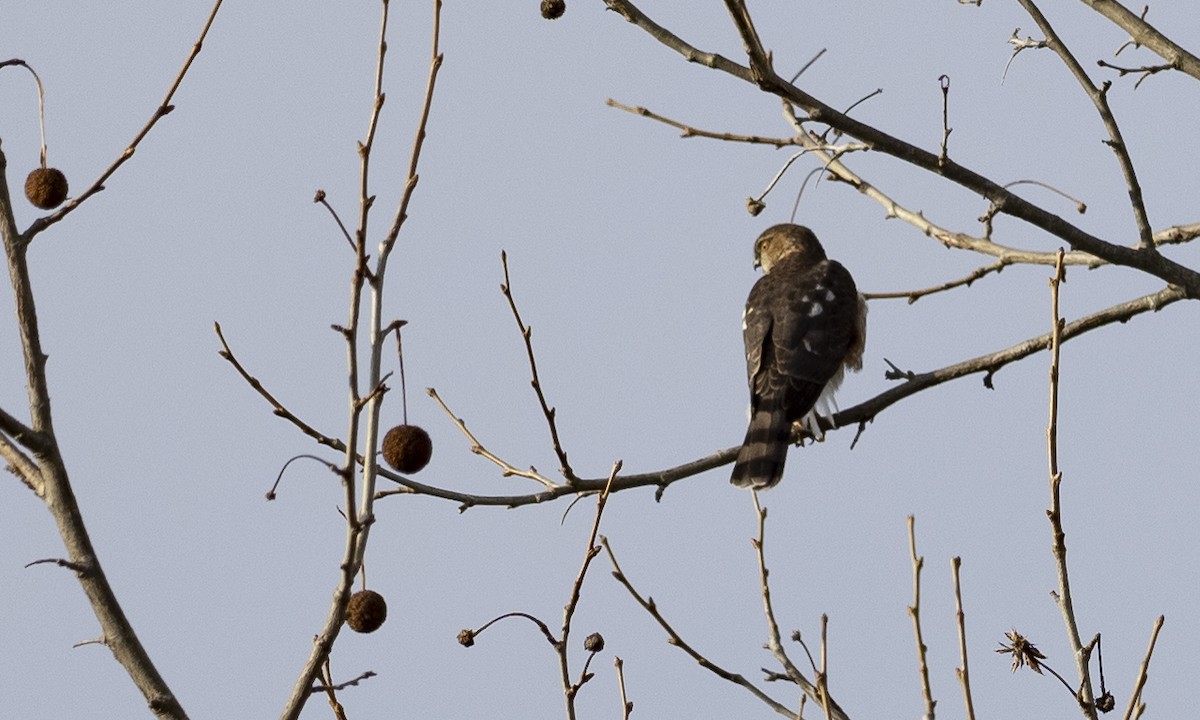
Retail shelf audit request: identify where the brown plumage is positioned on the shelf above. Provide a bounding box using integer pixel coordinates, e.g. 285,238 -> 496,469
730,224 -> 866,490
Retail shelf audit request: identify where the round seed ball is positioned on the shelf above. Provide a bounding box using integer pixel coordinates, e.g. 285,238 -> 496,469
346,589 -> 388,633
25,167 -> 69,209
382,424 -> 432,474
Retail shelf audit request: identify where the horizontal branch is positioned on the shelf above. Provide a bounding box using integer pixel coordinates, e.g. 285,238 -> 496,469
832,284 -> 1185,430
374,284 -> 1184,509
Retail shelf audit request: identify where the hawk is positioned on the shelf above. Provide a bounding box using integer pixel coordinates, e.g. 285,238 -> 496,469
730,224 -> 866,490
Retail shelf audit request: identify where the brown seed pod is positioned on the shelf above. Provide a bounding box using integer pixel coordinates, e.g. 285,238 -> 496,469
25,167 -> 69,210
382,424 -> 432,474
541,0 -> 566,20
584,632 -> 605,653
346,589 -> 388,634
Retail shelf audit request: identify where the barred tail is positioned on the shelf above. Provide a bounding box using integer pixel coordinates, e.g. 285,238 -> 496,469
730,407 -> 790,490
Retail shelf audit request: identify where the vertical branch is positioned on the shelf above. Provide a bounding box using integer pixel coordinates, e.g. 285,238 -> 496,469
818,614 -> 833,720
0,2 -> 227,715
280,1 -> 443,717
906,516 -> 936,720
951,557 -> 976,720
559,462 -> 619,720
1045,248 -> 1098,718
614,656 -> 632,720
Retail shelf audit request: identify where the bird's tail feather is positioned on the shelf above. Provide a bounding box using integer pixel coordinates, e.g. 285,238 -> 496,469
730,407 -> 790,490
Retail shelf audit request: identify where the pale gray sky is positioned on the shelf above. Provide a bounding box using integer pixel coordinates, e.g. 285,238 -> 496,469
3,2 -> 1198,718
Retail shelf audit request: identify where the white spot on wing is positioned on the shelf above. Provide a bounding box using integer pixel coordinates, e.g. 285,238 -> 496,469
807,303 -> 823,317
800,366 -> 847,441
824,289 -> 836,302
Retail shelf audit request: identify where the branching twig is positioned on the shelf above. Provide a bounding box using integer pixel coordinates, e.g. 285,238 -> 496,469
864,258 -> 1010,303
752,493 -> 836,714
559,463 -> 620,719
1095,59 -> 1173,88
602,536 -> 841,720
458,465 -> 619,720
1015,0 -> 1154,251
1004,28 -> 1049,83
278,2 -> 443,717
1080,0 -> 1200,81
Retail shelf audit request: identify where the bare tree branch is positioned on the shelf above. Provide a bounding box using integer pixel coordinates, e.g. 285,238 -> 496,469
0,4 -> 228,716
906,516 -> 936,720
1080,0 -> 1200,81
373,283 -> 1185,510
1015,0 -> 1154,250
602,0 -> 1200,297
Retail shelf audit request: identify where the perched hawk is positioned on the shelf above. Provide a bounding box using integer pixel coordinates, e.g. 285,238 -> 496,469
730,224 -> 866,490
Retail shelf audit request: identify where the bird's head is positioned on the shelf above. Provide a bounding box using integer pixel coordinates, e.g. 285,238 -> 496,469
753,224 -> 827,273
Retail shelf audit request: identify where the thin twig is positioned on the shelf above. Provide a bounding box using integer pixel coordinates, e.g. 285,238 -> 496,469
1096,59 -> 1172,89
606,99 -> 797,148
1122,615 -> 1164,720
614,656 -> 633,720
863,259 -> 1010,303
1045,248 -> 1098,717
313,189 -> 357,252
501,251 -> 576,481
817,614 -> 832,720
907,516 -> 936,720
951,557 -> 976,720
214,322 -> 346,453
938,75 -> 952,165
426,387 -> 558,488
